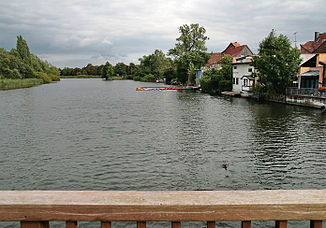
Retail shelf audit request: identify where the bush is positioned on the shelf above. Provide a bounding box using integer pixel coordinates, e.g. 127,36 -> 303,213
48,74 -> 60,81
141,74 -> 156,82
34,72 -> 52,83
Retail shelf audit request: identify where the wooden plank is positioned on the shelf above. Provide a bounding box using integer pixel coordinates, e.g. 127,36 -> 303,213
310,220 -> 323,228
275,220 -> 287,228
66,221 -> 77,228
0,190 -> 326,221
137,221 -> 146,228
101,221 -> 111,228
21,222 -> 49,228
241,221 -> 251,228
171,222 -> 181,228
207,221 -> 215,228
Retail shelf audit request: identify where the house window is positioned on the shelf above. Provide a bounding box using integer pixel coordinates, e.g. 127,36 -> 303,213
236,78 -> 239,85
233,78 -> 235,84
234,66 -> 237,70
248,68 -> 253,73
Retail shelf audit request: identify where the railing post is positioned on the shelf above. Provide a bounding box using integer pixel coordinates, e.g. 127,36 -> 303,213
275,220 -> 287,228
137,221 -> 146,228
241,221 -> 251,228
310,220 -> 323,228
21,222 -> 49,228
66,221 -> 78,228
207,221 -> 216,228
101,221 -> 111,228
172,222 -> 181,228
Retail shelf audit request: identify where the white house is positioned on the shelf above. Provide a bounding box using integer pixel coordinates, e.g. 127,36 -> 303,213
232,56 -> 256,97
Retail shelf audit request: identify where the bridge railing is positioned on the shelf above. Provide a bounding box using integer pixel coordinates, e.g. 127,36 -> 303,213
0,190 -> 325,228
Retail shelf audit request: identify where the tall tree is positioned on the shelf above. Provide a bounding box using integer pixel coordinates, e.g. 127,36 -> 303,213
16,35 -> 31,66
168,24 -> 210,84
102,61 -> 114,80
251,31 -> 301,94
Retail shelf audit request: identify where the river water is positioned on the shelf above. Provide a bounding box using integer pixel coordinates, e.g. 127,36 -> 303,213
1,79 -> 326,227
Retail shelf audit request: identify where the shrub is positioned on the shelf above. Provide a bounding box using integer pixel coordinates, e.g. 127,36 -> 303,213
34,72 -> 52,83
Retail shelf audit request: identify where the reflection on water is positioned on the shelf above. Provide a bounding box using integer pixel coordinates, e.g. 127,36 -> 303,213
0,79 -> 326,227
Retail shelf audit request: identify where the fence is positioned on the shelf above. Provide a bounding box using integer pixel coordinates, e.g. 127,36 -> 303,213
286,88 -> 326,98
0,190 -> 325,227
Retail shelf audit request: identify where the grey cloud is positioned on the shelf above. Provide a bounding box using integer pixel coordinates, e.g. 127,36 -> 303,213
0,0 -> 325,68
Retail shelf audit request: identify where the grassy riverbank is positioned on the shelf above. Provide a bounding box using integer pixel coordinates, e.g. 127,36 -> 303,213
60,75 -> 102,79
0,78 -> 44,90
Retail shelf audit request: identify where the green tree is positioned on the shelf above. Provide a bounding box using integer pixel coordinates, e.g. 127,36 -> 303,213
102,61 -> 114,80
200,55 -> 232,94
114,62 -> 128,76
16,35 -> 31,66
251,30 -> 301,94
168,24 -> 210,84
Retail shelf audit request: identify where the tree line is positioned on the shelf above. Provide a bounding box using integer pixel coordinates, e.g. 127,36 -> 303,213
60,24 -> 211,85
0,36 -> 60,83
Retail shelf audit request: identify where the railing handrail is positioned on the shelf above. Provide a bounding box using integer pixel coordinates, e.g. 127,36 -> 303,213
1,190 -> 326,222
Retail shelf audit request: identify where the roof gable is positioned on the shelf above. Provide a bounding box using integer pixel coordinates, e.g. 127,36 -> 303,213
301,33 -> 326,54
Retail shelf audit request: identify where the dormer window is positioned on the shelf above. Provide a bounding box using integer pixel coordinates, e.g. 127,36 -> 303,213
248,68 -> 253,72
234,66 -> 237,70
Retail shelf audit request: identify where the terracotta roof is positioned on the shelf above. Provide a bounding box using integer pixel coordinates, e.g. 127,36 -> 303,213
206,53 -> 222,66
301,33 -> 326,54
224,45 -> 246,57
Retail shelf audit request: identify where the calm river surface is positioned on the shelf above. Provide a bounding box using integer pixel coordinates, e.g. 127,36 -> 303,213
1,79 -> 326,227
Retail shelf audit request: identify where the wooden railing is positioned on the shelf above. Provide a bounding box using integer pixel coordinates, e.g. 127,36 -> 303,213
0,190 -> 325,227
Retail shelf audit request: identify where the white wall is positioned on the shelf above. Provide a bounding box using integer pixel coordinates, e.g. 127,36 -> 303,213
232,63 -> 254,93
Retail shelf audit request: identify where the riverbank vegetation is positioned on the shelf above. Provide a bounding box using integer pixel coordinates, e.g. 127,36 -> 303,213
200,55 -> 233,95
251,31 -> 301,97
0,36 -> 60,89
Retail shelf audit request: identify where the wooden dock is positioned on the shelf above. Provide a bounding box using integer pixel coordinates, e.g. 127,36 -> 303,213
136,86 -> 199,91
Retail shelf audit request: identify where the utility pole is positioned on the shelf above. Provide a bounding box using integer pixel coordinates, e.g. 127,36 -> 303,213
294,32 -> 298,48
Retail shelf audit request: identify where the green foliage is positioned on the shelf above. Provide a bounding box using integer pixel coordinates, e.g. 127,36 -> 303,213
138,50 -> 172,80
200,55 -> 232,94
101,62 -> 114,79
35,72 -> 52,83
168,24 -> 210,84
0,36 -> 60,85
251,30 -> 301,94
16,35 -> 31,65
114,62 -> 128,76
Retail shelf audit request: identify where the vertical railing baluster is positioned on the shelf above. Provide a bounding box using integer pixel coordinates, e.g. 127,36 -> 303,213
137,221 -> 146,228
310,220 -> 323,228
66,221 -> 78,228
101,221 -> 111,228
207,221 -> 216,228
21,221 -> 49,228
241,221 -> 251,228
275,220 -> 287,228
171,221 -> 181,228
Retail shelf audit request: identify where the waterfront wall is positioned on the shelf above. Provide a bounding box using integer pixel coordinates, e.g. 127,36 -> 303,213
269,94 -> 326,109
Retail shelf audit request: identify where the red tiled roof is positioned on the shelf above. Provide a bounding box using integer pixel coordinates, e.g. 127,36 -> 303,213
223,45 -> 246,57
301,33 -> 326,54
206,53 -> 222,66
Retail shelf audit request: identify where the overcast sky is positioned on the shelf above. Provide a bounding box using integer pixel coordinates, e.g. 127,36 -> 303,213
0,0 -> 325,68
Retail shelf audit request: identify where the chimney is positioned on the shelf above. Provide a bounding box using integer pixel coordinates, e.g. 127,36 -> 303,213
315,32 -> 320,42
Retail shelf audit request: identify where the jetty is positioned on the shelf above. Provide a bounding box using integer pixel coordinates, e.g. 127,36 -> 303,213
136,86 -> 199,91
